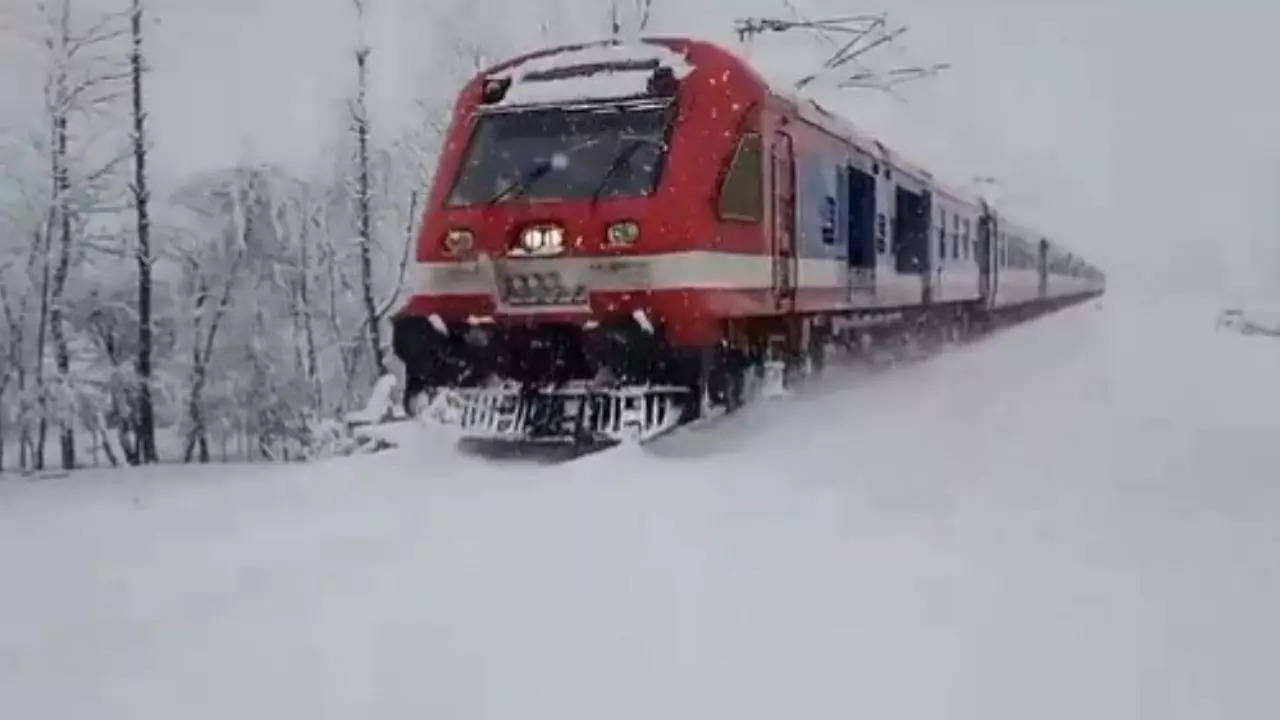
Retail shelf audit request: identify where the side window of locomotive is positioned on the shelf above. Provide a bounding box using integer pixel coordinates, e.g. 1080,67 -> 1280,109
718,133 -> 764,222
822,195 -> 837,244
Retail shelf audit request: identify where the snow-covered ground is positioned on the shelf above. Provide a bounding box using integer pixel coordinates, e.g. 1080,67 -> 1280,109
3,293 -> 1279,719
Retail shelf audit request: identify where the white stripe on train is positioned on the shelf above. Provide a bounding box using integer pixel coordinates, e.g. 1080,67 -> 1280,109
415,251 -> 844,295
413,252 -> 1102,305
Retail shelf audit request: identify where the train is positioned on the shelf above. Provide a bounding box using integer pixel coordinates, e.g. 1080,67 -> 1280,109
391,37 -> 1105,447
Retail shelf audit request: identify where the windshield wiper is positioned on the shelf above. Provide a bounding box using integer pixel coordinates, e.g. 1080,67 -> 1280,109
589,138 -> 658,204
486,159 -> 553,205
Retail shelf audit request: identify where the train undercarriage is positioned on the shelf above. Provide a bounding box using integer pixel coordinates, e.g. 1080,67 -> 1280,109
391,292 -> 1101,452
392,314 -> 759,448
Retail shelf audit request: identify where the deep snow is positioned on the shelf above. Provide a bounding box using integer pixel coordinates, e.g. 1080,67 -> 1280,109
3,294 -> 1279,719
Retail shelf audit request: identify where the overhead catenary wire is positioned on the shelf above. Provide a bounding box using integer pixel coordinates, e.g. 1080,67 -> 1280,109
733,11 -> 948,93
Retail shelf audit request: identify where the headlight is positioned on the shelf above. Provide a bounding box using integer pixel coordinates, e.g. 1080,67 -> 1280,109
444,228 -> 474,256
517,225 -> 565,256
607,221 -> 640,246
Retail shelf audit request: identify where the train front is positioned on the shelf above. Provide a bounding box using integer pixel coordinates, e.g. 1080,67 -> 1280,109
392,39 -> 759,446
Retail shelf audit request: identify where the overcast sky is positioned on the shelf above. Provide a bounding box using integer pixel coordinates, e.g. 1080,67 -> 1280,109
2,0 -> 1277,296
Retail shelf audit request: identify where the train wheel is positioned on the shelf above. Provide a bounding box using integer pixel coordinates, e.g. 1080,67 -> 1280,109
698,344 -> 750,414
806,321 -> 829,375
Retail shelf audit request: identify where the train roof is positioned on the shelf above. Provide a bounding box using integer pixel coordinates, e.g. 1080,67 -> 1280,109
473,38 -> 1092,267
477,39 -> 974,197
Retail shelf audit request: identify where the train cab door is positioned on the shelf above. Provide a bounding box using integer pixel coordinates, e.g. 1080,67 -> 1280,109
770,132 -> 796,311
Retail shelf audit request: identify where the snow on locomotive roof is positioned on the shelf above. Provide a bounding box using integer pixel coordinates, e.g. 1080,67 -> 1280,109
486,40 -> 694,108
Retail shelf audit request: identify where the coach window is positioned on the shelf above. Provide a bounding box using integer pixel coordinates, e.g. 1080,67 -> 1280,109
952,215 -> 960,259
717,133 -> 764,221
876,213 -> 886,253
822,195 -> 837,244
963,219 -> 971,260
938,209 -> 947,259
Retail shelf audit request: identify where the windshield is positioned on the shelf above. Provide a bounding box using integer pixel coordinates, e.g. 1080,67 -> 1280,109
446,104 -> 674,206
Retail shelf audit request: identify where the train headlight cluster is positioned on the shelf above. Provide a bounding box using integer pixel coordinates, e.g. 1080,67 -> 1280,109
444,228 -> 474,256
607,221 -> 641,246
517,225 -> 565,256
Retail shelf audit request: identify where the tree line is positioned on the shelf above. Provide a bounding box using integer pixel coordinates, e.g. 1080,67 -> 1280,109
0,0 -> 465,471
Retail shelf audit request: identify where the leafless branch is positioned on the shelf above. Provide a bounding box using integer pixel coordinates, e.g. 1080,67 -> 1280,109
637,0 -> 654,32
64,9 -> 131,59
59,70 -> 130,113
375,189 -> 419,320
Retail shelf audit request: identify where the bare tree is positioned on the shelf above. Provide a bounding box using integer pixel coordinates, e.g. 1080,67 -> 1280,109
0,167 -> 48,471
0,268 -> 12,472
47,0 -> 77,470
32,0 -> 130,470
637,0 -> 654,32
175,186 -> 250,463
291,187 -> 326,410
0,230 -> 43,472
610,0 -> 655,36
351,0 -> 385,377
128,0 -> 157,463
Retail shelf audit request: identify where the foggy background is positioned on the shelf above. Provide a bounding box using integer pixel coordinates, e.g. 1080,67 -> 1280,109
5,0 -> 1276,296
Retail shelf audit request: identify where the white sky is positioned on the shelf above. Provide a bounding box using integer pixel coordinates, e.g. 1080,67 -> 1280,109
2,0 -> 1277,295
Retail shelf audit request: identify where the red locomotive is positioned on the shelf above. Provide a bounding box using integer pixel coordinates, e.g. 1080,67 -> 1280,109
392,37 -> 1104,445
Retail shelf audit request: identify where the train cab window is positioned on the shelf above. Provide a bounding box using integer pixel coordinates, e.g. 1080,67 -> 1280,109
717,133 -> 764,221
952,215 -> 960,259
876,213 -> 887,253
963,219 -> 971,260
447,104 -> 675,205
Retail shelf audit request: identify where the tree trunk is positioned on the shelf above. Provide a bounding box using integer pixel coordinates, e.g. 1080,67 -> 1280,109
18,315 -> 31,469
353,45 -> 386,377
47,2 -> 75,471
7,246 -> 34,472
50,80 -> 75,471
325,241 -> 354,392
1,283 -> 19,473
183,277 -> 209,464
130,0 -> 157,464
34,217 -> 51,471
183,252 -> 242,464
0,386 -> 6,473
300,215 -> 319,408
